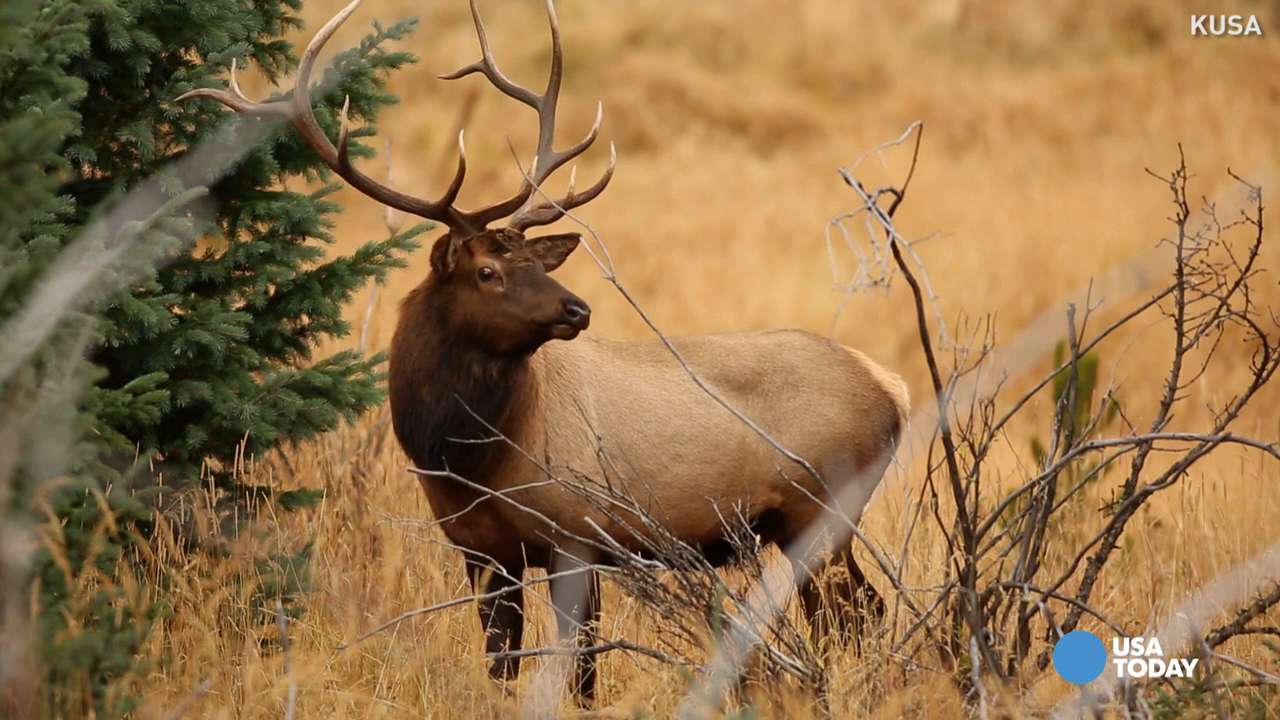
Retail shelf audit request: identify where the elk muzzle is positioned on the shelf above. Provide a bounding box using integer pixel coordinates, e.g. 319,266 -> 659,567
551,296 -> 591,339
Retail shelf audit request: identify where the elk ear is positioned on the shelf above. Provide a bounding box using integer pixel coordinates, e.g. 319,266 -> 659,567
526,233 -> 581,272
430,234 -> 460,276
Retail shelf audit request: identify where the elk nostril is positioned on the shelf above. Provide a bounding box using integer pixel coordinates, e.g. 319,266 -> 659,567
563,299 -> 591,327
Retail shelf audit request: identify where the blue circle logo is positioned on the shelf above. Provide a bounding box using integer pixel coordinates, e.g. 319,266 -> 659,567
1052,630 -> 1107,685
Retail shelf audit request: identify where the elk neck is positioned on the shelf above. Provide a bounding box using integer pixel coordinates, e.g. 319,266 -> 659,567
388,284 -> 540,484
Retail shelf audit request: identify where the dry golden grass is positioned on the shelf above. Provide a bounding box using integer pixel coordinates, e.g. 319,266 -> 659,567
126,1 -> 1280,717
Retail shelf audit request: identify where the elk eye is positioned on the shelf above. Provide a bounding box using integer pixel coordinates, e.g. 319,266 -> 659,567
477,266 -> 497,282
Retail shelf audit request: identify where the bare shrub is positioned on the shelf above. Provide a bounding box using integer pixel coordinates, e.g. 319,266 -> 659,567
835,126 -> 1280,716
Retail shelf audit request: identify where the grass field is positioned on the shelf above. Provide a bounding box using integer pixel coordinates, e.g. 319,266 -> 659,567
131,1 -> 1280,716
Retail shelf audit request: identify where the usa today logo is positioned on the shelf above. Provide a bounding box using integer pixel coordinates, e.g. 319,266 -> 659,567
1052,631 -> 1200,685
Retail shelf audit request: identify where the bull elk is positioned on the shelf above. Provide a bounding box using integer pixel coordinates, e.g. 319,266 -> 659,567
181,0 -> 909,704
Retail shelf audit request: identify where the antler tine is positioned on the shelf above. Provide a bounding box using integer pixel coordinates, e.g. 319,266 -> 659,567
177,0 -> 478,232
509,141 -> 616,232
443,0 -> 610,232
227,59 -> 253,105
438,131 -> 468,209
176,58 -> 285,115
438,0 -> 540,110
534,0 -> 564,174
282,0 -> 366,165
537,100 -> 601,183
461,101 -> 602,231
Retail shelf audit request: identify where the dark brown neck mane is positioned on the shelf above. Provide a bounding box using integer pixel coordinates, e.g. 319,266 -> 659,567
388,284 -> 537,483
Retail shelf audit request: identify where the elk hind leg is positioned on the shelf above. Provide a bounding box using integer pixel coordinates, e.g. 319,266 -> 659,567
550,546 -> 601,705
798,539 -> 884,650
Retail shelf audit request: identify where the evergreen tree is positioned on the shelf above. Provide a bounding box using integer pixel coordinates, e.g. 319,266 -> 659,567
0,0 -> 427,715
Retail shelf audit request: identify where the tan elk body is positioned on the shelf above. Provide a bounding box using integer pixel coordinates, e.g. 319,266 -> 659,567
182,0 -> 908,703
391,317 -> 908,561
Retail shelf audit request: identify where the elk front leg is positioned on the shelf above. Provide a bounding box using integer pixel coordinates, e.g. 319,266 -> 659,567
467,559 -> 526,687
798,539 -> 884,650
549,545 -> 601,705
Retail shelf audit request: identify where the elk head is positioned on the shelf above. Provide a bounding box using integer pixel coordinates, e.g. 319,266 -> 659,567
430,229 -> 590,355
177,0 -> 614,357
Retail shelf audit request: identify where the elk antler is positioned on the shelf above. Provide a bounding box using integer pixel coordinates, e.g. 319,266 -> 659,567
177,0 -> 483,233
178,0 -> 613,237
440,0 -> 615,232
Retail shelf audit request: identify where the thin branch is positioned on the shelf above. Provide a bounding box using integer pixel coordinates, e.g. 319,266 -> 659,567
1206,581 -> 1280,649
486,639 -> 687,666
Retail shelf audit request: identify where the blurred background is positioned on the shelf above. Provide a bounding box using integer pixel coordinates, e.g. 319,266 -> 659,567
311,0 -> 1280,369
145,1 -> 1280,716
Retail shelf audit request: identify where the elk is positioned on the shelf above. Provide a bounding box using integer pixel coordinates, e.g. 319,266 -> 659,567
181,0 -> 909,704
